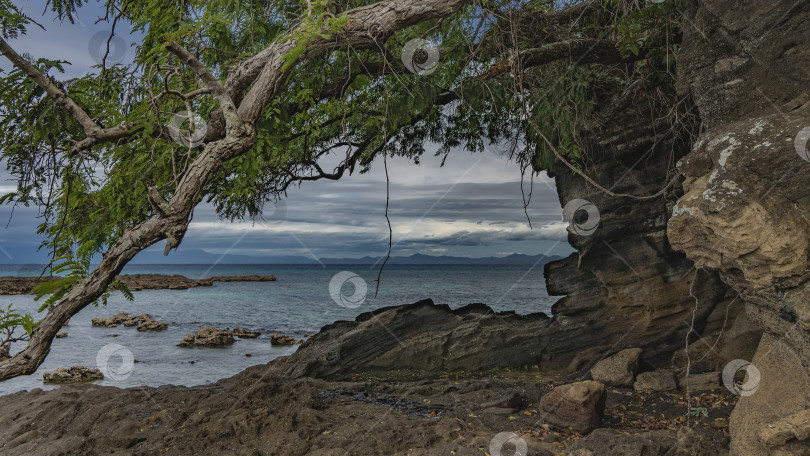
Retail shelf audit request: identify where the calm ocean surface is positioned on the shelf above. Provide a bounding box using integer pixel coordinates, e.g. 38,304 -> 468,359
0,263 -> 555,396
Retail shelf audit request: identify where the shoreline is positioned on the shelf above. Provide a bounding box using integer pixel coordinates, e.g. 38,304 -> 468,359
0,300 -> 737,455
0,273 -> 277,295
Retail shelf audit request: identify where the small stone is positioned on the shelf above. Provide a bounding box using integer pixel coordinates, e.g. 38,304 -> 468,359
537,381 -> 606,433
55,332 -> 68,339
634,370 -> 677,391
590,348 -> 642,387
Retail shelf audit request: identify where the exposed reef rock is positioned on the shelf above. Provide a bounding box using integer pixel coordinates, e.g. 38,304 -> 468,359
0,274 -> 277,295
669,0 -> 810,454
270,334 -> 301,346
42,366 -> 103,384
91,313 -> 168,331
233,328 -> 260,338
178,327 -> 236,348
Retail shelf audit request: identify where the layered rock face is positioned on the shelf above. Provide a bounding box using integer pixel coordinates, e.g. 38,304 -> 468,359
543,80 -> 737,368
669,1 -> 810,454
271,300 -> 556,379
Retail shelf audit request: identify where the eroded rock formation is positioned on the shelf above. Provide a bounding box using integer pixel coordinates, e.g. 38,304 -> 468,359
667,1 -> 810,454
542,67 -> 741,370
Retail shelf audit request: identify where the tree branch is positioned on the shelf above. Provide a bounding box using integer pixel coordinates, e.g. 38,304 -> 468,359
0,0 -> 472,381
481,39 -> 634,80
165,41 -> 240,128
0,37 -> 135,152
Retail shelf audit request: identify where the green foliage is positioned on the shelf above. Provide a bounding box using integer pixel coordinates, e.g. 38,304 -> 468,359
687,406 -> 709,418
0,0 -> 40,39
0,0 -> 685,312
32,241 -> 99,311
0,304 -> 37,337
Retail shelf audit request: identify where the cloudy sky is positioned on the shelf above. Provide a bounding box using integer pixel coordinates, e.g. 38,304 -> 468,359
0,1 -> 572,264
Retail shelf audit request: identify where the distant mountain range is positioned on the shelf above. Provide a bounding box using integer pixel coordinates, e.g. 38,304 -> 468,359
0,245 -> 564,266
119,249 -> 563,265
314,253 -> 562,265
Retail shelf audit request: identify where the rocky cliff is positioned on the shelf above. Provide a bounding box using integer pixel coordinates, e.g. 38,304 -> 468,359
541,70 -> 742,371
667,0 -> 810,454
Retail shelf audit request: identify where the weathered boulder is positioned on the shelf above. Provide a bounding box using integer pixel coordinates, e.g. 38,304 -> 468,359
590,348 -> 642,387
669,0 -> 810,453
675,424 -> 731,456
537,381 -> 606,434
565,428 -> 675,455
234,328 -> 260,339
676,371 -> 721,392
759,409 -> 810,449
42,366 -> 103,384
634,369 -> 677,391
729,334 -> 810,455
178,327 -> 235,348
270,334 -> 300,346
